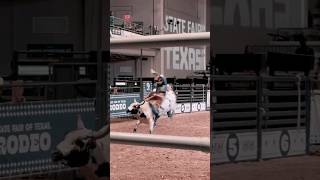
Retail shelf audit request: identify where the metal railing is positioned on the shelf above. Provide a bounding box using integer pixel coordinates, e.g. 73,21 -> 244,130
213,75 -> 308,132
213,75 -> 258,132
212,75 -> 311,163
110,86 -> 141,95
174,84 -> 208,104
247,45 -> 320,54
110,16 -> 144,35
1,80 -> 97,102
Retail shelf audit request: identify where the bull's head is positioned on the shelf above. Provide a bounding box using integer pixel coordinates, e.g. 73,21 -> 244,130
126,99 -> 140,114
52,115 -> 103,167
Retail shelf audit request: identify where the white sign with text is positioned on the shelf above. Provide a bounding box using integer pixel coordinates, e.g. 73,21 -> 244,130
161,15 -> 207,77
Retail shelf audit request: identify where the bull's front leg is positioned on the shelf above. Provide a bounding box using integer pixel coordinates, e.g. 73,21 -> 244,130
147,116 -> 154,134
133,120 -> 141,133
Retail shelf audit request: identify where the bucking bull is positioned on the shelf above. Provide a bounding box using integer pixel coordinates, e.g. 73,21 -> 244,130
52,115 -> 110,180
127,84 -> 177,134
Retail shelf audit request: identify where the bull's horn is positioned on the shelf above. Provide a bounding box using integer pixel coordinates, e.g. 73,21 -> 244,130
77,114 -> 86,129
133,98 -> 137,103
150,69 -> 158,75
93,124 -> 110,140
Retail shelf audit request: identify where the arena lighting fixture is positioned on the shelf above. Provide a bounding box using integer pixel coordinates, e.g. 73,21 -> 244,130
110,32 -> 210,49
115,82 -> 126,86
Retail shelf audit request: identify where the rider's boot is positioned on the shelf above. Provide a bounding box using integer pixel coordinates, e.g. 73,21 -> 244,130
167,110 -> 173,118
154,109 -> 160,121
151,105 -> 160,123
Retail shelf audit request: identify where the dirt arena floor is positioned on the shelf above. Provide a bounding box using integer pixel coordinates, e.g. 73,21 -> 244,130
110,111 -> 210,180
213,155 -> 320,180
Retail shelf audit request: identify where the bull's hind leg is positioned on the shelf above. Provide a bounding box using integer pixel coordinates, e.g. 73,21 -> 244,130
133,120 -> 141,133
148,117 -> 155,134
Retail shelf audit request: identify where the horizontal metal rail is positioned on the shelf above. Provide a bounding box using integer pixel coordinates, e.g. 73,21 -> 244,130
16,50 -> 91,54
266,110 -> 306,117
264,118 -> 306,126
214,103 -> 257,109
110,32 -> 210,49
1,81 -> 97,88
110,132 -> 210,152
49,62 -> 97,66
263,76 -> 307,82
214,120 -> 257,128
214,111 -> 257,119
213,90 -> 257,96
263,90 -> 306,96
265,102 -> 306,108
212,75 -> 258,81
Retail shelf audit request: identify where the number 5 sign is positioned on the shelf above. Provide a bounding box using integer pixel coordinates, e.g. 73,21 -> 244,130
227,133 -> 240,162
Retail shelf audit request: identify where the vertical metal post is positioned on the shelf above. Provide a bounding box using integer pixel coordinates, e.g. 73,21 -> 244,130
140,49 -> 144,101
257,76 -> 263,161
202,84 -> 205,103
210,51 -> 214,171
106,62 -> 110,124
305,77 -> 311,154
96,51 -> 105,129
152,0 -> 155,35
205,84 -> 208,111
12,51 -> 18,80
190,84 -> 193,113
95,0 -> 108,130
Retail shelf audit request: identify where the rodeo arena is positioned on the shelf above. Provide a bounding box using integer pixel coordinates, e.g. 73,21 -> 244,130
109,0 -> 211,179
2,0 -> 320,180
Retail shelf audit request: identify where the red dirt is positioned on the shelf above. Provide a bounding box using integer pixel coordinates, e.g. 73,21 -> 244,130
213,155 -> 320,180
110,111 -> 210,180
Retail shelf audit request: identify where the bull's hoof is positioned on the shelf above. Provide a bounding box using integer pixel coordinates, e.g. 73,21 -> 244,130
168,110 -> 175,117
95,162 -> 110,177
133,129 -> 137,133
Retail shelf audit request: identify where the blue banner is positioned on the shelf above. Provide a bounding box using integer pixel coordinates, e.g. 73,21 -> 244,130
0,99 -> 95,177
110,93 -> 140,117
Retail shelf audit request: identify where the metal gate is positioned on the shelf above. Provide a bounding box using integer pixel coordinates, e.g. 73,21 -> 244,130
212,75 -> 309,163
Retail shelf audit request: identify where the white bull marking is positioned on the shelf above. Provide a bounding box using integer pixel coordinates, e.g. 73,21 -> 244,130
52,115 -> 110,180
127,85 -> 177,134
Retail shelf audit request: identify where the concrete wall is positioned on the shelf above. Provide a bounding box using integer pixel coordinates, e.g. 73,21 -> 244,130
110,0 -> 163,78
211,0 -> 309,53
0,0 -> 87,76
165,0 -> 199,22
13,0 -> 84,51
160,0 -> 208,78
110,0 -> 156,29
110,0 -> 209,79
0,0 -> 109,76
109,60 -> 136,80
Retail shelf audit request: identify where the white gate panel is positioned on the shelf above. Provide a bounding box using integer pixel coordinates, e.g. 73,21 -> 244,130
175,103 -> 191,114
311,91 -> 320,144
191,102 -> 206,112
212,132 -> 257,163
262,129 -> 306,159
